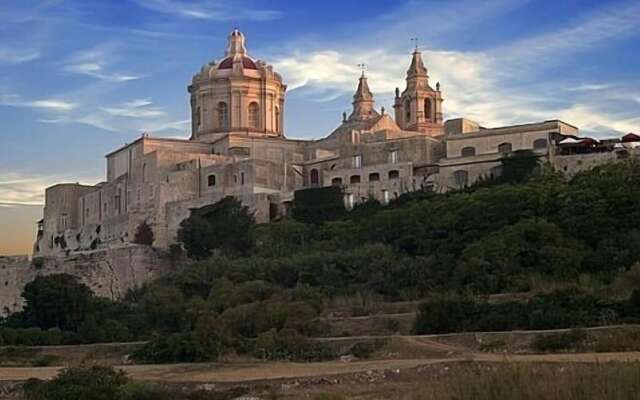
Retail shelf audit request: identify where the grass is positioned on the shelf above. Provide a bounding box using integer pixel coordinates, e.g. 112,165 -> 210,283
408,362 -> 640,400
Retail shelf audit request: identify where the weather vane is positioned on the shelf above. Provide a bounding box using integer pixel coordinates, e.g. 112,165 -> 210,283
410,37 -> 419,50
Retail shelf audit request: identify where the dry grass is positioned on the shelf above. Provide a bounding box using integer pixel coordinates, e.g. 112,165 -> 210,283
407,362 -> 640,400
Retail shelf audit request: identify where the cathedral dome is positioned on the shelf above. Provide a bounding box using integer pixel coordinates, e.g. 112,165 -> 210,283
218,56 -> 257,70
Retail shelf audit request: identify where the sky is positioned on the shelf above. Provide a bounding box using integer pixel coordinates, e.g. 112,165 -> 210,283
1,0 -> 639,255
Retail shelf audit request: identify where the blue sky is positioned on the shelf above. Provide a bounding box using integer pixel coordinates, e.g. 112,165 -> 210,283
1,0 -> 639,255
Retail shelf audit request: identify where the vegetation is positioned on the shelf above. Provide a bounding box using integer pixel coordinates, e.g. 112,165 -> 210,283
133,221 -> 154,246
5,160 -> 640,362
410,362 -> 640,400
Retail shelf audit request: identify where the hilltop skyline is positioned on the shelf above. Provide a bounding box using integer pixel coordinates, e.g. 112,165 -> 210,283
2,0 -> 640,255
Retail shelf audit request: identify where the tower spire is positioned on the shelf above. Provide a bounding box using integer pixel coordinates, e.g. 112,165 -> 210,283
348,71 -> 376,121
407,48 -> 428,80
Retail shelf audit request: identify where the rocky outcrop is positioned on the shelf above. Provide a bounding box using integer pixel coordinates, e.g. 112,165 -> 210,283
0,245 -> 175,316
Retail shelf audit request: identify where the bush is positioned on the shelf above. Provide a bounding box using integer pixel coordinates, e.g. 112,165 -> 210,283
117,382 -> 170,400
133,221 -> 154,246
31,257 -> 45,269
31,354 -> 61,367
254,328 -> 334,361
23,365 -> 129,400
350,340 -> 386,359
532,329 -> 588,352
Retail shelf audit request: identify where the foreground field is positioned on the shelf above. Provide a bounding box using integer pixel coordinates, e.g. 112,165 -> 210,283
3,327 -> 640,399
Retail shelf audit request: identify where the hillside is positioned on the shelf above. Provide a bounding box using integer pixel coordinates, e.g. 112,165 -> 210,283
4,157 -> 640,398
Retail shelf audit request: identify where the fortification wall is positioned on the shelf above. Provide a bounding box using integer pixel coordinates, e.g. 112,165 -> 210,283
0,246 -> 175,316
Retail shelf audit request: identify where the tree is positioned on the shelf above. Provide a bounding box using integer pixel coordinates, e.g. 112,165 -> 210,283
20,274 -> 94,332
178,196 -> 255,258
500,150 -> 540,183
291,186 -> 345,224
133,221 -> 154,246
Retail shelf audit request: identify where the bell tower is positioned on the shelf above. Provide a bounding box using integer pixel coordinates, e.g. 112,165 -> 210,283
393,48 -> 444,136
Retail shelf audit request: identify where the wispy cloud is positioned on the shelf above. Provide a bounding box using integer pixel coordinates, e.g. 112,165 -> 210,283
567,84 -> 614,92
63,46 -> 142,82
132,0 -> 281,21
0,48 -> 40,64
0,94 -> 76,112
101,98 -> 166,118
0,171 -> 100,207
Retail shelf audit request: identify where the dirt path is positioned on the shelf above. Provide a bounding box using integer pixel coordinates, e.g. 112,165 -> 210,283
2,352 -> 640,383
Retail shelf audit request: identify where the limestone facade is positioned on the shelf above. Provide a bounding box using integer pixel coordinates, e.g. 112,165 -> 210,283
33,29 -> 616,257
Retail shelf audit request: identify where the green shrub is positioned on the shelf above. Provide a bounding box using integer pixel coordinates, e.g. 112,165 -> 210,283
254,328 -> 334,361
532,329 -> 588,352
23,365 -> 129,400
31,354 -> 61,367
117,382 -> 170,400
350,340 -> 386,359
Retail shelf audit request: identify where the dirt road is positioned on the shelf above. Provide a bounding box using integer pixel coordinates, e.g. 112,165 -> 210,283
2,351 -> 640,383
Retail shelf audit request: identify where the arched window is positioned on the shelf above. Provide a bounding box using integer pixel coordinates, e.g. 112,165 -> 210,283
404,100 -> 411,123
453,170 -> 468,188
388,170 -> 400,179
207,174 -> 216,187
142,163 -> 146,183
369,172 -> 380,182
461,146 -> 476,157
275,106 -> 280,133
331,177 -> 343,186
310,169 -> 319,187
533,138 -> 548,149
248,102 -> 260,129
350,175 -> 361,184
217,102 -> 228,130
498,142 -> 512,154
424,98 -> 432,121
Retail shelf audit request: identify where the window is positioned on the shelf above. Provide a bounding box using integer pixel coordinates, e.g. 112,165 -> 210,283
388,170 -> 400,179
142,163 -> 146,183
350,175 -> 361,184
489,166 -> 503,179
404,100 -> 411,123
352,155 -> 362,169
498,142 -> 512,154
310,169 -> 319,187
389,150 -> 399,164
424,98 -> 432,120
382,190 -> 390,205
275,106 -> 280,132
369,172 -> 380,182
240,172 -> 245,185
217,102 -> 228,130
196,107 -> 201,127
461,146 -> 476,157
207,174 -> 216,187
234,175 -> 238,184
453,170 -> 468,188
345,194 -> 355,209
331,177 -> 343,186
533,138 -> 548,149
248,102 -> 260,129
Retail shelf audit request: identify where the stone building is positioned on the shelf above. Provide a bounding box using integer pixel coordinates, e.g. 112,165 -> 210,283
34,29 -> 616,257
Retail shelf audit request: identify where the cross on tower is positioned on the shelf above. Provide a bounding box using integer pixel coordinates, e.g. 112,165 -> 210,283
357,63 -> 367,76
410,37 -> 419,50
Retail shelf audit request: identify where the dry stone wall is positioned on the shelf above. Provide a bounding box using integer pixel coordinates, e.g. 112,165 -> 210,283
0,245 -> 175,316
